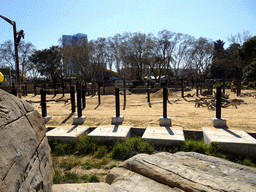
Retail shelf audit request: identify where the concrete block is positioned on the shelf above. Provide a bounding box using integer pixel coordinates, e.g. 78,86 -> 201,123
142,126 -> 185,145
73,116 -> 86,125
88,125 -> 131,142
211,117 -> 226,128
43,115 -> 52,124
46,125 -> 89,142
202,127 -> 256,159
112,115 -> 124,124
159,116 -> 171,126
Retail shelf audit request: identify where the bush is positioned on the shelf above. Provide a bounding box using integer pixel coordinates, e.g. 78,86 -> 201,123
248,82 -> 254,88
49,139 -> 76,156
53,170 -> 100,184
59,159 -> 81,170
94,145 -> 107,158
75,134 -> 97,155
53,170 -> 62,184
87,174 -> 100,183
63,172 -> 80,183
161,140 -> 221,156
111,137 -> 154,160
212,81 -> 230,89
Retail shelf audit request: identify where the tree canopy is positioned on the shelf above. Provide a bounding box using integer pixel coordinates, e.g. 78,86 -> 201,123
29,46 -> 62,81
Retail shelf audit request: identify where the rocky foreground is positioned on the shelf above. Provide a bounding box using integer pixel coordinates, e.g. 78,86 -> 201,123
53,152 -> 256,192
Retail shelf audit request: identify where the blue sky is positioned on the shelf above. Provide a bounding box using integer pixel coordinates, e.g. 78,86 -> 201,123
1,0 -> 255,50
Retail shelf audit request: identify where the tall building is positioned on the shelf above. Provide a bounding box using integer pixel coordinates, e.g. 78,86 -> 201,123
62,33 -> 88,75
62,33 -> 87,46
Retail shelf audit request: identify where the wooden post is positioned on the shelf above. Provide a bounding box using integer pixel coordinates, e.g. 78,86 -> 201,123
41,89 -> 47,117
163,87 -> 167,118
216,87 -> 221,119
181,79 -> 184,98
34,84 -> 37,96
77,88 -> 82,117
71,86 -> 75,113
98,81 -> 101,105
82,85 -> 86,109
115,88 -> 120,117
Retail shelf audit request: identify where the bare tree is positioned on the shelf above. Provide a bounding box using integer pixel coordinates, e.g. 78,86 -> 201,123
226,30 -> 252,45
185,37 -> 214,79
0,40 -> 15,69
0,40 -> 36,81
171,34 -> 194,77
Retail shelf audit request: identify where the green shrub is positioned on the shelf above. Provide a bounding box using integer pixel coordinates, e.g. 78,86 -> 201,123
63,172 -> 80,183
94,145 -> 107,158
248,82 -> 254,88
87,173 -> 100,183
164,140 -> 220,156
242,157 -> 256,167
111,137 -> 154,160
53,170 -> 62,184
104,164 -> 117,170
59,159 -> 81,170
253,81 -> 256,88
75,134 -> 97,155
49,139 -> 76,156
225,81 -> 230,88
212,82 -> 230,89
53,171 -> 93,184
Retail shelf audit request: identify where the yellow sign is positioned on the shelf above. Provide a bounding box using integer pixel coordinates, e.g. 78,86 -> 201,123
0,72 -> 4,82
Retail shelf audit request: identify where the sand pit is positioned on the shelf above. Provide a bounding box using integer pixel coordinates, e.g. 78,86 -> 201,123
22,89 -> 256,132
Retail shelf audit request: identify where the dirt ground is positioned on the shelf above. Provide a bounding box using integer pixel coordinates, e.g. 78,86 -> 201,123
22,89 -> 256,132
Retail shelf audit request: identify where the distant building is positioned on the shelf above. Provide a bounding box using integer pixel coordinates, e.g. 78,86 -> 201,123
62,33 -> 88,46
62,33 -> 88,75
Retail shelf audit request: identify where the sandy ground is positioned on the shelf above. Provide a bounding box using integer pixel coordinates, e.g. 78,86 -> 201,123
22,89 -> 256,132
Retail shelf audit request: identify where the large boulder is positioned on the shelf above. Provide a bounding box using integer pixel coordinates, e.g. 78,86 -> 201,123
52,183 -> 126,192
0,89 -> 53,192
106,152 -> 256,192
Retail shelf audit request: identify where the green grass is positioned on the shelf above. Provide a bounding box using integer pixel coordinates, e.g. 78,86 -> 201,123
49,135 -> 256,168
110,137 -> 154,160
53,170 -> 100,184
59,159 -> 81,170
81,156 -> 111,169
103,164 -> 117,170
96,122 -> 101,126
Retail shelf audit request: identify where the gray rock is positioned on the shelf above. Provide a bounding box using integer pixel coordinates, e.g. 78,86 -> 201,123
52,183 -> 125,192
106,167 -> 183,192
106,152 -> 256,192
0,89 -> 53,192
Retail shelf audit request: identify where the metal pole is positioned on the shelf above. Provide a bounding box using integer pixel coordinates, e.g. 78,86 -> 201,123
41,89 -> 47,118
25,82 -> 27,96
13,22 -> 21,98
71,86 -> 75,113
11,83 -> 17,96
98,81 -> 101,105
34,84 -> 37,96
216,87 -> 221,119
163,87 -> 167,118
103,80 -> 105,95
181,79 -> 184,98
115,88 -> 120,117
82,85 -> 86,109
123,79 -> 126,108
196,79 -> 199,97
222,78 -> 225,94
77,88 -> 82,117
62,81 -> 65,97
147,88 -> 150,103
54,82 -> 57,97
0,15 -> 21,97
